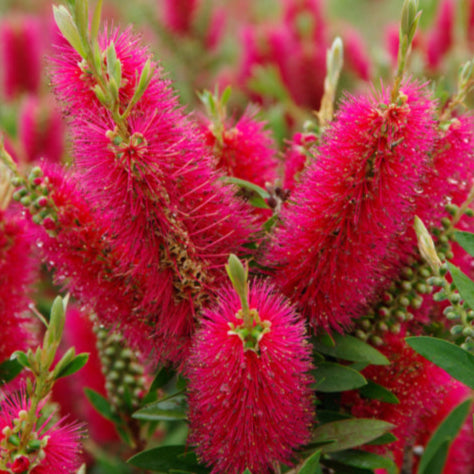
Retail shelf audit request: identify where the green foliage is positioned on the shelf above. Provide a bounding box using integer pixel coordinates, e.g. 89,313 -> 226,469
313,333 -> 389,365
0,359 -> 22,386
311,362 -> 367,392
324,449 -> 397,474
127,445 -> 210,473
312,419 -> 395,453
133,392 -> 187,422
406,336 -> 474,388
298,450 -> 322,474
447,262 -> 474,310
417,398 -> 472,474
359,381 -> 399,404
454,230 -> 474,257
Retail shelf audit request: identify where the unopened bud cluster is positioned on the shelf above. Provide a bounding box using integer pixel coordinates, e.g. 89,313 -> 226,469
12,166 -> 57,234
355,204 -> 470,344
428,264 -> 474,351
354,259 -> 434,345
94,324 -> 146,413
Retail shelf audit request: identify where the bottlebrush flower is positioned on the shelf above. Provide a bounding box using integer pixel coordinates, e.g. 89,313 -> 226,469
426,0 -> 455,71
0,388 -> 85,473
24,164 -> 155,357
0,15 -> 42,99
268,81 -> 436,332
187,280 -> 314,474
19,95 -> 64,164
50,26 -> 257,365
238,0 -> 328,110
340,25 -> 372,81
161,0 -> 199,35
345,332 -> 450,468
0,209 -> 33,361
201,108 -> 278,188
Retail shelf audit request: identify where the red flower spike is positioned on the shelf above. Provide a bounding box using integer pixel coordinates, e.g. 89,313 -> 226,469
201,108 -> 278,189
51,27 -> 257,364
0,209 -> 33,361
0,16 -> 42,99
187,281 -> 314,474
269,81 -> 436,332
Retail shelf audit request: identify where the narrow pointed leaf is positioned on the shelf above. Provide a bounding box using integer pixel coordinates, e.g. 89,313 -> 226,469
418,398 -> 472,474
84,388 -> 121,424
313,333 -> 389,365
447,262 -> 474,310
327,450 -> 397,474
312,362 -> 367,392
127,445 -> 209,473
55,353 -> 89,379
313,419 -> 395,453
359,381 -> 399,404
406,336 -> 474,388
133,395 -> 186,422
299,450 -> 321,474
454,230 -> 474,257
53,5 -> 87,59
0,359 -> 22,385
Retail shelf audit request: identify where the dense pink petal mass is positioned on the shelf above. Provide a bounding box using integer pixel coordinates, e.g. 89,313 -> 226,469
269,82 -> 436,331
187,281 -> 314,474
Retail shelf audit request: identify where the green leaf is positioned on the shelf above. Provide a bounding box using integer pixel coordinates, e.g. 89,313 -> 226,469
150,366 -> 176,392
220,176 -> 270,199
313,333 -> 389,365
241,470 -> 252,474
11,350 -> 30,369
359,381 -> 399,404
55,352 -> 89,379
53,5 -> 87,59
420,440 -> 450,474
447,262 -> 474,310
133,394 -> 187,422
326,450 -> 397,474
454,230 -> 474,257
418,398 -> 472,474
312,362 -> 367,392
74,0 -> 89,40
91,0 -> 103,41
248,194 -> 271,209
367,432 -> 397,446
0,359 -> 22,385
313,419 -> 395,453
406,336 -> 474,388
128,445 -> 209,473
299,450 -> 321,474
84,388 -> 120,424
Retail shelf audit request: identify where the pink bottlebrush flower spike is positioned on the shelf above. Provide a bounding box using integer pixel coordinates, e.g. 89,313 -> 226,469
345,332 -> 452,469
50,26 -> 257,364
0,16 -> 42,99
187,259 -> 314,474
426,0 -> 455,71
161,0 -> 200,35
0,388 -> 85,473
201,107 -> 278,189
19,95 -> 64,164
0,209 -> 33,362
269,81 -> 436,332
